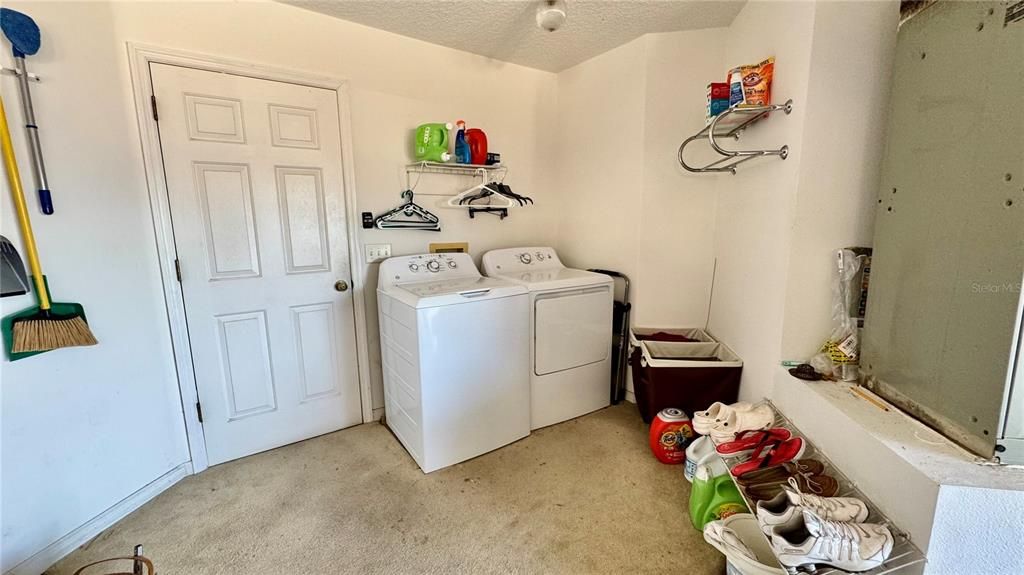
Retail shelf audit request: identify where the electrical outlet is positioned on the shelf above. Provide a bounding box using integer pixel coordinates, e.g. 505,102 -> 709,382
365,243 -> 392,263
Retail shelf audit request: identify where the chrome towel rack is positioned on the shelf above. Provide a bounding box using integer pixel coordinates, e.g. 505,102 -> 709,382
678,99 -> 793,175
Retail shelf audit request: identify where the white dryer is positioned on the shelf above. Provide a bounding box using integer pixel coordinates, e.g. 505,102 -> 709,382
377,252 -> 530,473
482,247 -> 613,429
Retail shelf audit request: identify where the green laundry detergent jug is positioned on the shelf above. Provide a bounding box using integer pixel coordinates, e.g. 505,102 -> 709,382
414,123 -> 452,162
689,460 -> 748,530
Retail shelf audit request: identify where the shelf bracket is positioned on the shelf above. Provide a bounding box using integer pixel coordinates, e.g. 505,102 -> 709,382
0,66 -> 41,82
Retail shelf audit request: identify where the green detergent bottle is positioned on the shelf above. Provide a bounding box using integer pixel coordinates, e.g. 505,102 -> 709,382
414,123 -> 452,162
689,459 -> 749,530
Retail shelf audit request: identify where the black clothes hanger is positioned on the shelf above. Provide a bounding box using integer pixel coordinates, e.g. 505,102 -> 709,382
374,190 -> 441,231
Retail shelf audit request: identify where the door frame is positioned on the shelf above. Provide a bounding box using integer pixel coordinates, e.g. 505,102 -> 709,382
127,43 -> 373,473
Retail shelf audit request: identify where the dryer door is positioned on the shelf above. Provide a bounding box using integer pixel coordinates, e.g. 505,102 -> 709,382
534,286 -> 613,375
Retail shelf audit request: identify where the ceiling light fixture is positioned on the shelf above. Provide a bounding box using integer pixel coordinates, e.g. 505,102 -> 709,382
536,0 -> 567,32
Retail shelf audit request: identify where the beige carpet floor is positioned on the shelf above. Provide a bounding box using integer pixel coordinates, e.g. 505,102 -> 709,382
47,403 -> 724,574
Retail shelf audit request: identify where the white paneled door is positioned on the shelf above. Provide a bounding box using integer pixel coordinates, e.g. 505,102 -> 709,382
151,64 -> 361,465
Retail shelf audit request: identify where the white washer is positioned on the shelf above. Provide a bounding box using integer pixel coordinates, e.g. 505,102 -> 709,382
482,247 -> 613,429
377,252 -> 530,473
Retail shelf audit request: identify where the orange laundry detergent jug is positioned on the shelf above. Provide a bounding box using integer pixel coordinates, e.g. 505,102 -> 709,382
649,408 -> 695,464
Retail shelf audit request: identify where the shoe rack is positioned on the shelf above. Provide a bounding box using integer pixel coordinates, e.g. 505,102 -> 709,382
715,400 -> 927,575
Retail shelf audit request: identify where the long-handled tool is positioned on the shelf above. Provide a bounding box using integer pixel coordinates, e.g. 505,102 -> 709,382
1,8 -> 53,214
1,95 -> 96,358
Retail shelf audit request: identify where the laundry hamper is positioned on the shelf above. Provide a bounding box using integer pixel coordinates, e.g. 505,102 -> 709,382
629,328 -> 742,422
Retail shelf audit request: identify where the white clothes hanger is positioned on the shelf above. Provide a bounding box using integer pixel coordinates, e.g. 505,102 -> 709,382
444,181 -> 515,209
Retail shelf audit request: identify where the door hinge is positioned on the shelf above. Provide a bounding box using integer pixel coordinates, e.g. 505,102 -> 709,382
150,95 -> 159,121
196,401 -> 204,423
174,258 -> 181,282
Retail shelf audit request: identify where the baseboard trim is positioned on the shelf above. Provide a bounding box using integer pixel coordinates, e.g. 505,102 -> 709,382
5,462 -> 192,575
372,407 -> 384,421
625,390 -> 636,404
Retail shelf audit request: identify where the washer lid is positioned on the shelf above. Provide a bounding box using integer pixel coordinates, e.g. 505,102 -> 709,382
384,276 -> 526,308
490,268 -> 613,291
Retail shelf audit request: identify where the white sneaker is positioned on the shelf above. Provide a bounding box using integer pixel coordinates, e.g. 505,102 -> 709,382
770,509 -> 894,573
756,478 -> 870,536
703,518 -> 758,562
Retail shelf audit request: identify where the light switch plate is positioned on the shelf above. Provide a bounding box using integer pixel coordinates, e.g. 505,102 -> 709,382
365,243 -> 391,263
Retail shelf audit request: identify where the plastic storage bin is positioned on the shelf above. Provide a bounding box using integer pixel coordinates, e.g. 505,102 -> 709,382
629,328 -> 743,422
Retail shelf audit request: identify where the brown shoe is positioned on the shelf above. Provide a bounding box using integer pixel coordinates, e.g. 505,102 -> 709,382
744,473 -> 839,502
735,459 -> 824,486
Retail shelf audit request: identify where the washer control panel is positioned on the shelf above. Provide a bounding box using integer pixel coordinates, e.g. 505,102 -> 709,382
379,252 -> 479,288
483,247 -> 562,273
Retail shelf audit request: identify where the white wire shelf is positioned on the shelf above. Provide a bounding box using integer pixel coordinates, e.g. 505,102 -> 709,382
714,400 -> 926,575
405,161 -> 505,176
405,161 -> 508,192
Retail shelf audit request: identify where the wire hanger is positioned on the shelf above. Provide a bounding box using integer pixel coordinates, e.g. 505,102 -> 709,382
374,190 -> 441,231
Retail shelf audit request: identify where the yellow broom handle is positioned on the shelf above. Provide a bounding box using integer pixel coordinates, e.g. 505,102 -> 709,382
0,95 -> 50,310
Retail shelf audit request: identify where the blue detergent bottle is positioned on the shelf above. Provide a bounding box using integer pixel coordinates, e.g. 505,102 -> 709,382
454,120 -> 471,164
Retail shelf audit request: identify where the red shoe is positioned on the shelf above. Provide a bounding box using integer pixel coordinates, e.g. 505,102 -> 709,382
730,437 -> 806,477
715,428 -> 792,457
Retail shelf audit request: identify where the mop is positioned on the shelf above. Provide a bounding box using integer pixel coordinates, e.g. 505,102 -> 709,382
1,7 -> 54,214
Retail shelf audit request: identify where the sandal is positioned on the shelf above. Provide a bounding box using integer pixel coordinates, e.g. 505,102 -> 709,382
715,428 -> 792,456
692,401 -> 752,435
730,437 -> 806,477
744,473 -> 839,501
788,363 -> 822,381
736,459 -> 825,486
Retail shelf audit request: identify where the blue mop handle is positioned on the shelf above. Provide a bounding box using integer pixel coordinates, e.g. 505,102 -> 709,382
37,188 -> 52,214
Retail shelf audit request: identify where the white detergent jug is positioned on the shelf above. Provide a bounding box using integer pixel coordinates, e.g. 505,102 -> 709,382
684,436 -> 722,482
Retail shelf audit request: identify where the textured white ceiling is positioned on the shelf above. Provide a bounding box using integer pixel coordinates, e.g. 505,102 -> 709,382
283,0 -> 745,72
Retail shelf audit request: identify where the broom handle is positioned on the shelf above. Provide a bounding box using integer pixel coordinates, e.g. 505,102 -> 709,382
0,95 -> 50,310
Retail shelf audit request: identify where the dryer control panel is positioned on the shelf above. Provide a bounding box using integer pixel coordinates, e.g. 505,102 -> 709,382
481,247 -> 563,274
378,252 -> 480,289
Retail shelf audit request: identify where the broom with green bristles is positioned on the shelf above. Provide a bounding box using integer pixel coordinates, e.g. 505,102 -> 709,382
1,94 -> 96,357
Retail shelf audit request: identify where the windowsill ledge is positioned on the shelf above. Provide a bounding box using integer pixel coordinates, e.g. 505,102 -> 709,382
773,369 -> 1023,492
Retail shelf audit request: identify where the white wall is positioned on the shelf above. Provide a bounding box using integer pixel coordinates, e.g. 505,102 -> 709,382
554,1 -> 895,406
779,0 -> 896,359
709,0 -> 896,401
554,30 -> 724,330
0,1 -> 558,571
554,37 -> 646,282
707,0 -> 817,402
635,31 -> 724,328
1,4 -> 192,572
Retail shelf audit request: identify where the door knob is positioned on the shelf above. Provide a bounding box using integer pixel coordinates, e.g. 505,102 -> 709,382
334,280 -> 349,292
